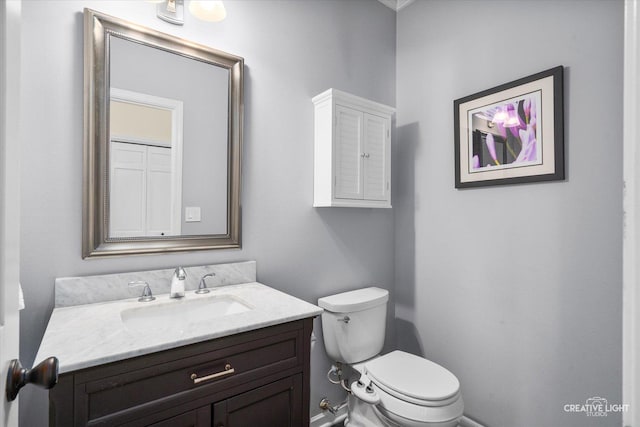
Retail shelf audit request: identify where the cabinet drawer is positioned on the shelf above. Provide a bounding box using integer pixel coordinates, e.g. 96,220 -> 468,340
76,327 -> 303,424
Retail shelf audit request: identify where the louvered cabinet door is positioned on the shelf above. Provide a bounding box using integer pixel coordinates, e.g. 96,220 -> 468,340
312,89 -> 394,208
334,105 -> 364,200
363,113 -> 390,201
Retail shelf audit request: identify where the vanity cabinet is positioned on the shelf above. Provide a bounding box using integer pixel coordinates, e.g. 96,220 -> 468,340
312,88 -> 395,208
212,374 -> 302,426
147,408 -> 210,427
49,319 -> 312,427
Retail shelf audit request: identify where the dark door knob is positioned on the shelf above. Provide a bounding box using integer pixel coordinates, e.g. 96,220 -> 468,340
5,357 -> 58,401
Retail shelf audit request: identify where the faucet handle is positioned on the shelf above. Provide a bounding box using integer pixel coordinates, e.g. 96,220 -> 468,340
196,273 -> 215,294
128,281 -> 156,302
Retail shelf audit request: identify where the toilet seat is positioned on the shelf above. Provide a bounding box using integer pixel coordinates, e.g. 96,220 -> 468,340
365,351 -> 460,402
372,376 -> 462,407
362,351 -> 464,424
372,382 -> 463,424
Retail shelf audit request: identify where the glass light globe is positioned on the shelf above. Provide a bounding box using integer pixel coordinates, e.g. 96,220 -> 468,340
189,1 -> 226,22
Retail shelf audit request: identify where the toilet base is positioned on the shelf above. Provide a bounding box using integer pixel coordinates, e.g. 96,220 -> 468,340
345,393 -> 387,427
374,405 -> 461,427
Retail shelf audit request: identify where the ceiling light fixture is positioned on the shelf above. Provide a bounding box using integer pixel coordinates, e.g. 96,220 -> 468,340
189,1 -> 227,22
155,0 -> 226,25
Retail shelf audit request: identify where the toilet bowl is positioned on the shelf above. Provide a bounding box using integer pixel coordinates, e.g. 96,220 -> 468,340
318,288 -> 463,427
353,351 -> 463,427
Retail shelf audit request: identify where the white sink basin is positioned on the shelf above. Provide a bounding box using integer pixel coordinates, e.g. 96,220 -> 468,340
121,294 -> 252,334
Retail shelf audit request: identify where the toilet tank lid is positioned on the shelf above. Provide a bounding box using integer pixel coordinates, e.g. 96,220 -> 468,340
318,287 -> 389,313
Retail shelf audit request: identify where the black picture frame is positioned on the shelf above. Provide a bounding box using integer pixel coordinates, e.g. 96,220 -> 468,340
454,66 -> 564,188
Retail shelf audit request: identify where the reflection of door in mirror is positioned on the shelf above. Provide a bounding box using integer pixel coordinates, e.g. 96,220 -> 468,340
109,88 -> 183,237
109,35 -> 229,238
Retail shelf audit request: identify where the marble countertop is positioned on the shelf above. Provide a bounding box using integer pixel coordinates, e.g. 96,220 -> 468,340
36,282 -> 323,374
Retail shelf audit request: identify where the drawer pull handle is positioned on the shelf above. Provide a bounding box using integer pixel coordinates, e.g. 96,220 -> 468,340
191,364 -> 235,384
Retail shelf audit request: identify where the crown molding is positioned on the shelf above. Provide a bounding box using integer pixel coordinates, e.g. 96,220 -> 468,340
377,0 -> 415,12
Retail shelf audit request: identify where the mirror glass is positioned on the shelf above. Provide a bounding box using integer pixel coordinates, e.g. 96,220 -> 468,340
109,36 -> 228,238
83,9 -> 243,257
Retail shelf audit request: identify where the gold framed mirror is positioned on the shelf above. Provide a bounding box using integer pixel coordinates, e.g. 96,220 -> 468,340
83,9 -> 243,258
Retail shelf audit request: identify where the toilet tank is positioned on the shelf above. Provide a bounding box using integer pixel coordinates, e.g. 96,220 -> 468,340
318,287 -> 388,364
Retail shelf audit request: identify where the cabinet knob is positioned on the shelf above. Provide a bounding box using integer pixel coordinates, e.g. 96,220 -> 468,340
364,153 -> 370,158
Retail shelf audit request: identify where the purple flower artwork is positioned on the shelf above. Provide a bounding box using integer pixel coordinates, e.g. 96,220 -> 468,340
469,93 -> 541,172
454,66 -> 564,188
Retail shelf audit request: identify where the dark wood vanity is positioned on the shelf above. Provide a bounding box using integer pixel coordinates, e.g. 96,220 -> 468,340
49,318 -> 313,427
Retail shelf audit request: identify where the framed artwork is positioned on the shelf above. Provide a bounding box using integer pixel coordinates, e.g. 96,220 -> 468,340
454,66 -> 564,188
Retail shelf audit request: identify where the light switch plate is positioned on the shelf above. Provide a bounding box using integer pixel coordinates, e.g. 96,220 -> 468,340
185,206 -> 201,222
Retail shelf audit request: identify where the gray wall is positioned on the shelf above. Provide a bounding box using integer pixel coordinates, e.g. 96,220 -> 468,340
395,1 -> 622,426
19,1 -> 395,425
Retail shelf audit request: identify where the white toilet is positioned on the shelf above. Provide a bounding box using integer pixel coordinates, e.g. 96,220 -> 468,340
318,287 -> 463,427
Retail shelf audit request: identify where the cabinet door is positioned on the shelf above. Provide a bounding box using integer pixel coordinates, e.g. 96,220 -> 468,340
146,145 -> 173,236
109,142 -> 176,237
212,375 -> 302,427
334,105 -> 364,200
110,141 -> 147,237
363,113 -> 390,201
148,406 -> 210,427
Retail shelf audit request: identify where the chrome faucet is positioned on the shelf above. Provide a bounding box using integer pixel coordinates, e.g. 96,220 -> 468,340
196,272 -> 216,294
129,281 -> 155,302
170,267 -> 187,298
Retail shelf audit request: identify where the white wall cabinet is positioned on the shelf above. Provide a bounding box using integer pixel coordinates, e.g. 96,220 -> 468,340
313,89 -> 394,208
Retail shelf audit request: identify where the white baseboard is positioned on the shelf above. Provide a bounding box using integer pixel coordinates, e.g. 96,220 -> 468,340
310,403 -> 348,427
459,414 -> 486,427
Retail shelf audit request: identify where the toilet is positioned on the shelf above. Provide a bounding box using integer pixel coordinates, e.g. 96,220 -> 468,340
318,287 -> 463,427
